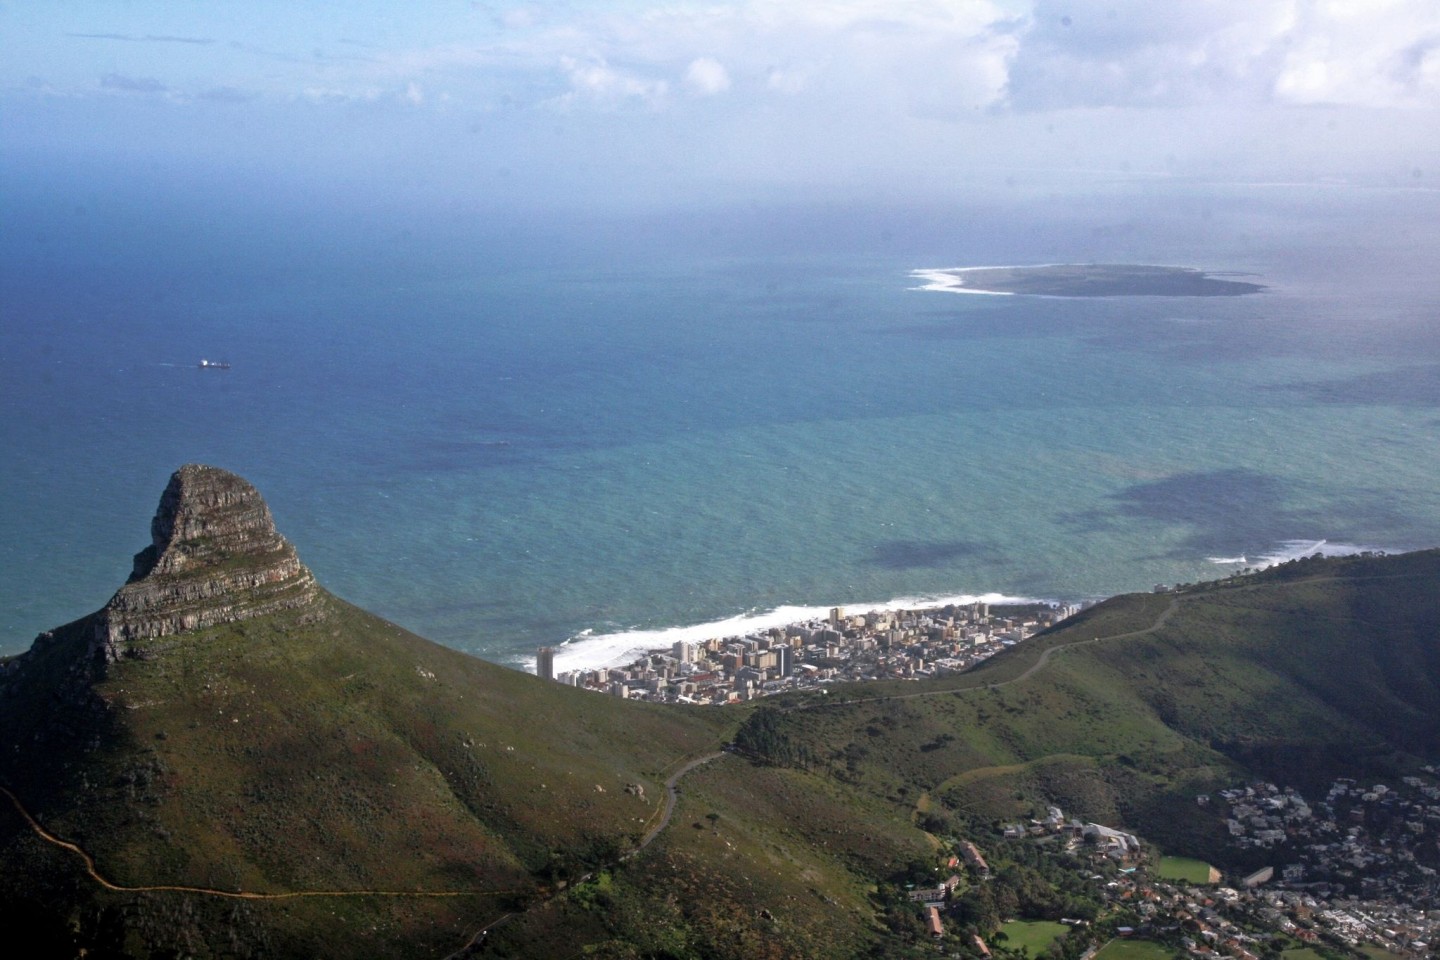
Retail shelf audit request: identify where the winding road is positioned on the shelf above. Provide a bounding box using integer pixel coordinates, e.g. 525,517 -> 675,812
633,750 -> 727,853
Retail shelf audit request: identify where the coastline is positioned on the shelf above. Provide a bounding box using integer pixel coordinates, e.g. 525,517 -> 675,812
909,262 -> 1266,298
535,594 -> 1082,706
537,538 -> 1391,677
907,267 -> 1017,296
1206,538 -> 1381,569
538,591 -> 1051,675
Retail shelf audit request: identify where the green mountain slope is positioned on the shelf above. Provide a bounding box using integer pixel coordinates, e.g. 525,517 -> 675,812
713,550 -> 1440,869
4,465 -> 1439,959
0,467 -> 728,958
466,550 -> 1440,958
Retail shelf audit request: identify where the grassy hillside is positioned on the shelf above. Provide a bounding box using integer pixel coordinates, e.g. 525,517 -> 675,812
4,547 -> 1439,958
721,550 -> 1440,870
0,592 -> 730,958
477,550 -> 1440,959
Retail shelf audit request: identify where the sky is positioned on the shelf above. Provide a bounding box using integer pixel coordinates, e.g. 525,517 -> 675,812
3,1 -> 1440,211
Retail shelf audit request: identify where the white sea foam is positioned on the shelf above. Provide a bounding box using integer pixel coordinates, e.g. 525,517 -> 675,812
1252,539 -> 1383,568
1207,539 -> 1387,570
909,264 -> 1074,297
908,268 -> 1014,296
533,591 -> 1050,675
525,539 -> 1399,674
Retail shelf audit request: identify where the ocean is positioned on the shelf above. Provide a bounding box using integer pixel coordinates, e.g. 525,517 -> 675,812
4,175 -> 1439,670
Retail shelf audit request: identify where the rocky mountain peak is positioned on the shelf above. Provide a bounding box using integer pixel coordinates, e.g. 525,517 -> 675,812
94,464 -> 320,658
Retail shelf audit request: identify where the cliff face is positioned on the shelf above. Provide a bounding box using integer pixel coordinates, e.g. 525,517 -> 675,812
93,464 -> 320,658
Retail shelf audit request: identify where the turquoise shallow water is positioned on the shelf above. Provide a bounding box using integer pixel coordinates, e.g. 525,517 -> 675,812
3,182 -> 1439,665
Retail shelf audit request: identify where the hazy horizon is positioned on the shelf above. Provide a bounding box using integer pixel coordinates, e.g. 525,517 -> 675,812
4,3 -> 1440,662
4,2 -> 1438,215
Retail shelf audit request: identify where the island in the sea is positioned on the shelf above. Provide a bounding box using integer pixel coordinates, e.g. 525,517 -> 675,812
912,262 -> 1266,297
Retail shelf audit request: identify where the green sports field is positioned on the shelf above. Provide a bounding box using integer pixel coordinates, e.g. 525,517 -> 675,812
1156,855 -> 1214,883
1000,920 -> 1070,954
1095,939 -> 1180,960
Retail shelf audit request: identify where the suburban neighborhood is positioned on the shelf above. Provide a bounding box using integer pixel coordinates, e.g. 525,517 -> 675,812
883,780 -> 1440,960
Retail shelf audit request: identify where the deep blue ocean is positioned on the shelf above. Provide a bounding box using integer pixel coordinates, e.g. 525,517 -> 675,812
4,172 -> 1439,669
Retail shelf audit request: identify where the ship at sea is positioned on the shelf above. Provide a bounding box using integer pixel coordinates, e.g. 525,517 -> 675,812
198,359 -> 231,369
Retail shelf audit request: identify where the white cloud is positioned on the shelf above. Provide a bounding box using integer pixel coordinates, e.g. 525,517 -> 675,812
551,55 -> 668,108
684,57 -> 730,95
9,1 -> 1439,196
765,66 -> 811,94
14,1 -> 1440,117
473,0 -> 1021,115
1007,0 -> 1440,110
1273,0 -> 1440,107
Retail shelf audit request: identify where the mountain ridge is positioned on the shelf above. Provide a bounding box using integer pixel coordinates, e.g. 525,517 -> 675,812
3,466 -> 1440,958
94,463 -> 321,660
0,465 -> 731,958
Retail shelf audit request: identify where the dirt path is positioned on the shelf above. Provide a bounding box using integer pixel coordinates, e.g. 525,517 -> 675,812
3,746 -> 728,957
0,784 -> 516,903
632,751 -> 726,854
447,748 -> 727,957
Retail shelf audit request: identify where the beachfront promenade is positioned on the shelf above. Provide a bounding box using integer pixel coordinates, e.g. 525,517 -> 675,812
539,600 -> 1085,705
